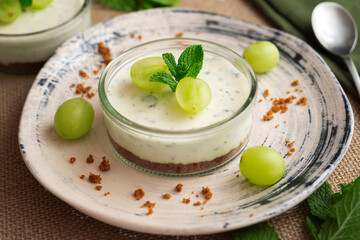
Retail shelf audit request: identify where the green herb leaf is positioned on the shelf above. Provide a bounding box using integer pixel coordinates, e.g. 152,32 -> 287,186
306,215 -> 322,240
162,53 -> 178,80
149,71 -> 177,92
103,0 -> 178,11
149,0 -> 179,6
103,0 -> 136,12
307,181 -> 334,220
317,178 -> 360,240
177,45 -> 204,79
149,45 -> 204,91
232,222 -> 281,240
20,0 -> 32,8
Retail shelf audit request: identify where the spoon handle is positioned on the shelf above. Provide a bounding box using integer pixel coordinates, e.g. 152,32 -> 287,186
343,56 -> 360,98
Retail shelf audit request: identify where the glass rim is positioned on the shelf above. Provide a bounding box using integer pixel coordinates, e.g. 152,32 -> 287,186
98,38 -> 257,136
0,0 -> 91,38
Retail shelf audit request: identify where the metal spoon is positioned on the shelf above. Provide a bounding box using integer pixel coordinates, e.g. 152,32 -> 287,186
311,2 -> 360,97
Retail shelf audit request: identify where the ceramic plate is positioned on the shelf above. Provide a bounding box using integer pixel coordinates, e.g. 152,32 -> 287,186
19,8 -> 353,235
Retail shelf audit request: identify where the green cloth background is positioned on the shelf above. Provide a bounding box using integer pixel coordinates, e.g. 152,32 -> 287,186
254,0 -> 360,98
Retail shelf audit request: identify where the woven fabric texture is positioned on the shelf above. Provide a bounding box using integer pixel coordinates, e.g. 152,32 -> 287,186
0,0 -> 359,239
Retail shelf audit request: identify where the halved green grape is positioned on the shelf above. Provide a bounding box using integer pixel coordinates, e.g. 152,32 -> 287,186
240,146 -> 285,185
54,98 -> 94,140
130,57 -> 170,90
29,0 -> 53,10
242,41 -> 279,73
0,0 -> 21,24
175,77 -> 211,113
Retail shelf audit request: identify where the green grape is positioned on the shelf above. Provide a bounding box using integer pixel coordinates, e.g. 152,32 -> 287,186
130,57 -> 170,90
175,77 -> 211,113
54,98 -> 94,140
29,0 -> 53,9
239,146 -> 285,185
242,41 -> 279,73
0,0 -> 21,24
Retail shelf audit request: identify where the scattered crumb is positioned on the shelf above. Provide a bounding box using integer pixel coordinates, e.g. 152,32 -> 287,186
295,88 -> 299,92
290,148 -> 296,153
221,211 -> 229,215
134,189 -> 145,200
275,125 -> 278,128
87,154 -> 94,163
191,191 -> 194,194
162,194 -> 171,200
175,32 -> 183,38
104,192 -> 110,196
69,157 -> 76,164
300,89 -> 303,93
182,198 -> 191,204
258,99 -> 263,103
80,175 -> 85,180
200,215 -> 205,218
88,172 -> 101,184
286,91 -> 290,94
146,208 -> 153,215
249,213 -> 254,217
98,42 -> 113,64
196,31 -> 200,35
202,187 -> 212,200
203,200 -> 208,205
196,194 -> 199,198
141,201 -> 155,209
288,141 -> 295,148
193,201 -> 201,206
138,34 -> 142,40
96,185 -> 102,191
73,82 -> 95,99
291,80 -> 299,86
79,70 -> 90,79
284,121 -> 286,124
130,32 -> 135,38
264,89 -> 269,97
93,64 -> 103,75
297,97 -> 308,105
200,207 -> 204,210
287,152 -> 293,156
175,184 -> 183,192
99,156 -> 110,171
236,174 -> 240,178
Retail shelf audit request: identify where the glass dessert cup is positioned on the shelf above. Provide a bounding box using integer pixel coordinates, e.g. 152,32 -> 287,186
0,0 -> 91,74
99,38 -> 257,177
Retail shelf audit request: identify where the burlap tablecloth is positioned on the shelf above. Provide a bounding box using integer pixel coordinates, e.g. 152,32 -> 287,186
1,0 -> 359,239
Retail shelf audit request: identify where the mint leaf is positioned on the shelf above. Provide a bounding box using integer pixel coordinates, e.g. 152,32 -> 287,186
149,71 -> 177,92
103,0 -> 178,11
20,0 -> 32,8
162,53 -> 178,80
149,0 -> 179,6
104,0 -> 136,12
177,45 -> 204,79
149,45 -> 204,91
307,181 -> 335,220
306,215 -> 323,240
317,178 -> 360,240
232,222 -> 281,240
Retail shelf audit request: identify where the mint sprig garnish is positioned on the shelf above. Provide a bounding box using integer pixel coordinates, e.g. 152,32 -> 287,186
103,0 -> 178,12
149,45 -> 204,92
20,0 -> 32,8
